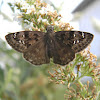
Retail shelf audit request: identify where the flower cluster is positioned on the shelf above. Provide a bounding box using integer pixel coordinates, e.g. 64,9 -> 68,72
11,0 -> 73,31
64,81 -> 97,100
48,46 -> 99,99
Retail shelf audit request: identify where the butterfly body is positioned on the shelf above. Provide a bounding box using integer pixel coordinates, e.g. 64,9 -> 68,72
44,26 -> 55,58
5,25 -> 94,65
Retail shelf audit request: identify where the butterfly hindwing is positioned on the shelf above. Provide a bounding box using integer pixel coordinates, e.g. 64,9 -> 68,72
52,41 -> 75,65
53,45 -> 75,65
55,31 -> 94,53
5,31 -> 44,53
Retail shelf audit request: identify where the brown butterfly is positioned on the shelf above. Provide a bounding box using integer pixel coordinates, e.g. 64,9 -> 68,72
5,25 -> 94,65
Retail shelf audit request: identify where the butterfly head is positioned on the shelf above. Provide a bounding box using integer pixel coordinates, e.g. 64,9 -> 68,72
46,25 -> 54,33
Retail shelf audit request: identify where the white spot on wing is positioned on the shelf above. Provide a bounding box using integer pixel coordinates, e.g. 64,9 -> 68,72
14,33 -> 17,38
22,35 -> 25,37
74,34 -> 76,37
22,40 -> 25,44
19,40 -> 21,43
82,32 -> 85,38
74,41 -> 76,44
77,40 -> 79,43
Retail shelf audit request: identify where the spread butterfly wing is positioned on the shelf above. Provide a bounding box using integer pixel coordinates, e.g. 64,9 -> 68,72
5,31 -> 44,53
55,31 -> 94,53
23,39 -> 50,65
5,31 -> 50,65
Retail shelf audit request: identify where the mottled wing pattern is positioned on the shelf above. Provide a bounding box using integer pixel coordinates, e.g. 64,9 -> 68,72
55,31 -> 94,53
5,31 -> 44,53
5,31 -> 50,65
23,39 -> 50,65
5,28 -> 94,65
52,39 -> 75,65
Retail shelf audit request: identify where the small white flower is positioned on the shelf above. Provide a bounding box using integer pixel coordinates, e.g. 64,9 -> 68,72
42,19 -> 47,22
13,13 -> 23,23
39,7 -> 46,14
23,22 -> 33,30
22,5 -> 35,14
26,8 -> 32,14
55,21 -> 59,25
37,16 -> 43,22
30,5 -> 35,9
16,0 -> 27,7
46,4 -> 54,12
39,4 -> 54,15
14,0 -> 21,3
21,4 -> 30,10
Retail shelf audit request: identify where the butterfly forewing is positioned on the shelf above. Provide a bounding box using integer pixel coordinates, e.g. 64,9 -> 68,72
55,31 -> 94,53
5,31 -> 44,53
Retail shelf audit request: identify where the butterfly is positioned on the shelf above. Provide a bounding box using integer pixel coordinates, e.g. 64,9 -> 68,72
5,25 -> 94,65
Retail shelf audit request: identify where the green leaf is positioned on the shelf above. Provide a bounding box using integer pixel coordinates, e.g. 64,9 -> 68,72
0,66 -> 4,83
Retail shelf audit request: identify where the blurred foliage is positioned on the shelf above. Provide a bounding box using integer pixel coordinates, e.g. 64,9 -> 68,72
0,10 -> 13,22
0,0 -> 100,100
